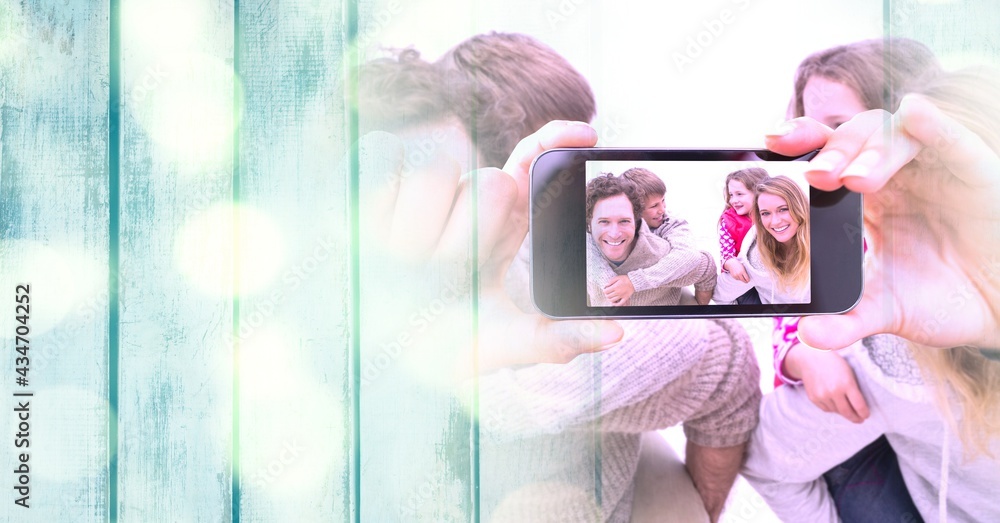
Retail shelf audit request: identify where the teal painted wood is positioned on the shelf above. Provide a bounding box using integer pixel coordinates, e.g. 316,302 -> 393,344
236,1 -> 354,521
2,1 -> 1000,522
0,1 -> 110,521
355,202 -> 477,522
354,2 -> 476,520
116,0 -> 235,520
888,0 -> 1000,65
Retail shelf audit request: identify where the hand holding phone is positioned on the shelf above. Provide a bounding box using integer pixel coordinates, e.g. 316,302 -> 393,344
530,147 -> 864,319
356,122 -> 624,377
774,97 -> 1000,351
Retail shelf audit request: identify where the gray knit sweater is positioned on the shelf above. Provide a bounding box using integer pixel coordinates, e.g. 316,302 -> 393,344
487,239 -> 761,521
587,220 -> 718,306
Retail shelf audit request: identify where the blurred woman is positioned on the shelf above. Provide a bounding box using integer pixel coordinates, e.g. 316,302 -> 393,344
744,46 -> 1000,522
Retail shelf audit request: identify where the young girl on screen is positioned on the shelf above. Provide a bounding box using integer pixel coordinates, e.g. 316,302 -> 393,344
717,167 -> 770,303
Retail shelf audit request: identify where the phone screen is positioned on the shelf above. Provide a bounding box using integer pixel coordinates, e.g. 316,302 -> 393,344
584,160 -> 812,307
529,148 -> 863,319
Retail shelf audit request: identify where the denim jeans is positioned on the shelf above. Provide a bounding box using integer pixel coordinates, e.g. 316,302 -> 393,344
823,435 -> 923,523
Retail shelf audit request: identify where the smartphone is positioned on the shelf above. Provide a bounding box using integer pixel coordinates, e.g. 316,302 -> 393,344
529,148 -> 864,319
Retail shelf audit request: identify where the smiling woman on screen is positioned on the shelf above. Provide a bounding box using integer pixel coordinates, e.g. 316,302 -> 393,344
712,175 -> 810,305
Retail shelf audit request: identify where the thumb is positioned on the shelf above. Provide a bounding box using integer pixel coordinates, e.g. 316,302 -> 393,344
799,293 -> 890,350
536,319 -> 625,364
799,267 -> 896,350
488,121 -> 599,282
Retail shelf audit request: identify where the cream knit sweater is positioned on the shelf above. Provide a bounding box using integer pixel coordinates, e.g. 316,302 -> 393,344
485,240 -> 762,521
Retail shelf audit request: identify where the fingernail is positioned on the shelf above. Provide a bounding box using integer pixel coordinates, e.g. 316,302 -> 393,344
765,121 -> 797,138
808,150 -> 845,173
840,149 -> 880,179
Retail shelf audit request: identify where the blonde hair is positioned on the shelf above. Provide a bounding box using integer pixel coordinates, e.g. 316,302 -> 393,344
911,347 -> 1000,459
907,67 -> 1000,458
751,176 -> 810,292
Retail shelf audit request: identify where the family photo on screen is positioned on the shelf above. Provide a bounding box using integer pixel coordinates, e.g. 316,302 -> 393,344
585,164 -> 811,307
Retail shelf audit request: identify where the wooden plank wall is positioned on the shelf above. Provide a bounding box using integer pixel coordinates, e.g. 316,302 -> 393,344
0,1 -> 110,521
238,1 -> 352,521
352,2 -> 478,521
0,1 -> 998,522
117,0 -> 234,520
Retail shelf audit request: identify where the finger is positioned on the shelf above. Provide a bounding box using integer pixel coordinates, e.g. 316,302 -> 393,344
535,319 -> 625,363
502,120 -> 599,185
801,110 -> 902,192
799,311 -> 866,351
845,384 -> 870,421
897,93 -> 1000,189
388,146 -> 463,256
833,110 -> 924,195
832,395 -> 863,424
436,168 -> 517,262
490,121 -> 599,277
358,131 -> 406,233
764,117 -> 833,156
475,313 -> 624,374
